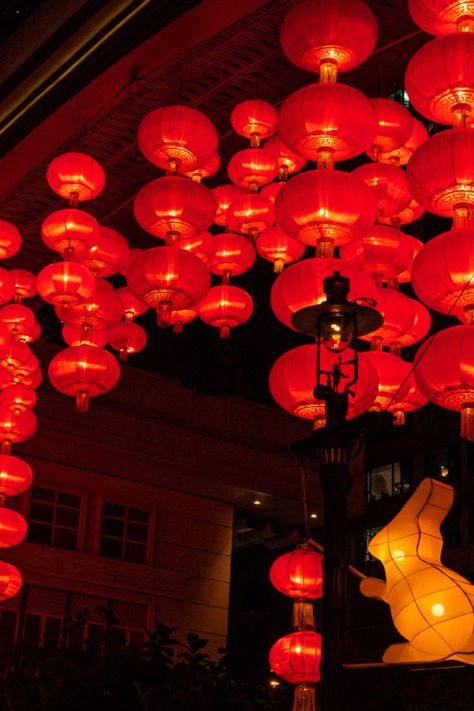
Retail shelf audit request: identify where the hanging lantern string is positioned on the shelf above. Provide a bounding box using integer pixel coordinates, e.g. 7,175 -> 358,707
296,457 -> 311,539
383,271 -> 474,413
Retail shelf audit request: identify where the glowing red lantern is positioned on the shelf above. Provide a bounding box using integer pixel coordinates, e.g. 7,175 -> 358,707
278,83 -> 377,167
10,270 -> 36,302
183,152 -> 220,182
0,562 -> 22,600
0,366 -> 41,391
227,148 -> 278,190
212,184 -> 246,227
1,384 -> 37,415
198,285 -> 253,338
0,508 -> 27,548
127,246 -> 210,323
207,234 -> 256,281
378,199 -> 425,228
49,345 -> 120,412
46,152 -> 105,202
360,351 -> 413,413
369,98 -> 414,159
271,257 -> 376,330
265,136 -> 307,181
0,304 -> 40,343
166,307 -> 198,334
387,373 -> 428,426
352,163 -> 412,220
0,342 -> 38,381
0,454 -> 32,497
56,278 -> 122,334
134,176 -> 217,242
360,288 -> 430,352
0,269 -> 15,305
269,344 -> 378,428
340,225 -> 413,285
226,193 -> 275,241
280,0 -> 377,79
270,546 -> 323,599
0,220 -> 21,259
377,118 -> 428,167
117,286 -> 149,321
260,181 -> 284,204
138,105 -> 218,174
414,325 -> 474,439
396,235 -> 424,283
108,322 -> 147,360
274,169 -> 377,256
0,406 -> 37,453
256,226 -> 305,273
74,226 -> 129,277
62,324 -> 108,348
120,248 -> 144,277
408,0 -> 474,35
41,209 -> 100,259
269,630 -> 322,683
231,99 -> 278,146
178,231 -> 215,265
37,262 -> 96,307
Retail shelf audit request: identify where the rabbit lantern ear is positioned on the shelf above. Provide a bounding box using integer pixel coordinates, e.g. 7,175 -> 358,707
361,478 -> 474,665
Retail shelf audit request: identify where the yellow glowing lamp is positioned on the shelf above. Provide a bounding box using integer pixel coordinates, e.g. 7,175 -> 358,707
360,478 -> 474,665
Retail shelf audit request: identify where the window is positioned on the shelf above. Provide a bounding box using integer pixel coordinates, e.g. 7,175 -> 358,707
100,502 -> 150,564
28,487 -> 82,550
0,609 -> 17,648
23,613 -> 62,648
366,463 -> 408,502
363,526 -> 383,562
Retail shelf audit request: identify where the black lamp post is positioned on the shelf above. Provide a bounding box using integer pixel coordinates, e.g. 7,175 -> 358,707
290,271 -> 382,711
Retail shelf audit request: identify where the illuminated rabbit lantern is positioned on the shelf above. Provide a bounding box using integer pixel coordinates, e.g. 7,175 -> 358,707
360,478 -> 474,665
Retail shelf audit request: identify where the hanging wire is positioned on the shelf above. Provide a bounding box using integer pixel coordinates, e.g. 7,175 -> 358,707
296,457 -> 311,539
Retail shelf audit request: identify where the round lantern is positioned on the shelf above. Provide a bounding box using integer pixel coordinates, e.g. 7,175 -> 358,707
0,562 -> 22,601
212,184 -> 246,227
269,344 -> 378,428
117,286 -> 149,322
369,98 -> 414,159
278,83 -> 378,167
256,226 -> 305,273
271,257 -> 377,331
0,342 -> 38,381
414,325 -> 474,440
231,99 -> 278,146
0,406 -> 37,453
0,269 -> 15,306
0,509 -> 27,548
407,128 -> 474,226
37,261 -> 96,307
270,546 -> 323,599
360,351 -> 413,414
408,0 -> 474,35
0,365 -> 42,391
396,235 -> 424,283
41,209 -> 100,259
280,0 -> 377,79
46,152 -> 105,202
55,278 -> 123,333
412,228 -> 474,323
10,270 -> 36,302
226,193 -> 275,241
260,181 -> 285,204
127,246 -> 210,323
137,105 -> 218,173
0,305 -> 40,343
198,285 -> 253,338
388,373 -> 428,426
0,220 -> 21,259
183,152 -> 220,182
49,345 -> 121,412
120,248 -> 144,277
0,454 -> 32,496
269,630 -> 322,683
378,199 -> 425,228
134,176 -> 217,242
340,225 -> 413,286
108,322 -> 147,360
62,324 -> 108,348
1,384 -> 37,415
360,288 -> 431,352
73,226 -> 129,277
265,135 -> 307,181
207,233 -> 256,281
167,307 -> 198,334
377,118 -> 428,167
274,169 -> 377,255
352,163 -> 412,220
178,231 -> 215,265
227,148 -> 278,190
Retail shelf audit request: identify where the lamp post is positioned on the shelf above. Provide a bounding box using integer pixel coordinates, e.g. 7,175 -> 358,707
290,271 -> 382,711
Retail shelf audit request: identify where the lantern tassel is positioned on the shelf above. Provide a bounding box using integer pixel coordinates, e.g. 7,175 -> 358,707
292,601 -> 315,630
316,237 -> 334,259
173,322 -> 184,335
461,405 -> 474,442
220,325 -> 230,339
76,391 -> 90,413
393,409 -> 405,427
292,684 -> 316,711
274,259 -> 285,274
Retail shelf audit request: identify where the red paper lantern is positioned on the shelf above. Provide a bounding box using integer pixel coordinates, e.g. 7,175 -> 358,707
278,83 -> 377,167
127,246 -> 210,323
271,257 -> 376,330
387,373 -> 428,425
260,181 -> 285,204
198,285 -> 253,338
10,270 -> 36,302
414,325 -> 474,439
360,288 -> 430,351
74,226 -> 129,277
207,234 -> 256,280
56,278 -> 123,333
46,152 -> 105,201
231,99 -> 278,146
0,365 -> 41,391
412,227 -> 474,322
62,324 -> 108,348
274,169 -> 377,255
138,105 -> 218,173
0,454 -> 32,496
280,0 -> 377,78
183,152 -> 220,182
212,184 -> 246,227
408,0 -> 474,35
108,322 -> 147,360
377,118 -> 428,167
0,220 -> 21,259
0,342 -> 38,380
378,199 -> 425,228
407,128 -> 474,224
134,176 -> 217,242
360,351 -> 413,413
117,286 -> 149,321
49,345 -> 120,412
256,226 -> 305,273
270,547 -> 323,599
396,234 -> 424,283
269,630 -> 322,684
0,304 -> 40,343
269,344 -> 378,427
352,163 -> 412,220
0,269 -> 15,306
369,98 -> 414,158
37,262 -> 96,307
178,231 -> 215,265
120,248 -> 144,277
1,384 -> 37,414
226,193 -> 275,241
0,508 -> 27,548
41,209 -> 100,259
227,148 -> 278,190
0,562 -> 22,600
340,225 -> 413,285
265,136 -> 307,181
0,406 -> 37,453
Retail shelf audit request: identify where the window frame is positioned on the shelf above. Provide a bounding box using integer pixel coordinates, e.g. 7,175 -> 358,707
98,498 -> 154,565
27,484 -> 86,552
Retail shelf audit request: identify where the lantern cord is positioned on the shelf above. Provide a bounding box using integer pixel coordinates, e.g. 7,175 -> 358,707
384,270 -> 474,413
297,458 -> 311,539
306,536 -> 366,580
